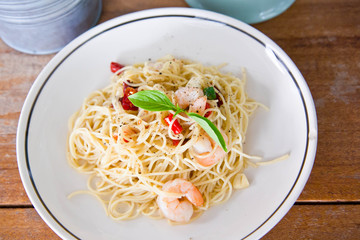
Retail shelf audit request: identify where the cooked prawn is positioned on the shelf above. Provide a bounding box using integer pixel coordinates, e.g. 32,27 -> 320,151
192,133 -> 212,154
157,178 -> 203,223
193,131 -> 228,167
189,96 -> 207,116
174,87 -> 204,109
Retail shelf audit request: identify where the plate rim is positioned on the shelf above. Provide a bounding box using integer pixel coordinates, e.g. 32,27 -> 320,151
16,7 -> 318,240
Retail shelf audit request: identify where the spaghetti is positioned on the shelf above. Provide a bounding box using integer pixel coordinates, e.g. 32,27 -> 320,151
67,55 -> 265,223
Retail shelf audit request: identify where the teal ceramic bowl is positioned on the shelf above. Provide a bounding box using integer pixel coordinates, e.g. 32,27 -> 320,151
185,0 -> 295,24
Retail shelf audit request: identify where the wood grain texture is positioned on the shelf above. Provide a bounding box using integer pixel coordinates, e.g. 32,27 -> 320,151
0,169 -> 30,206
0,39 -> 54,206
0,208 -> 61,240
254,0 -> 360,202
0,205 -> 358,240
263,204 -> 360,240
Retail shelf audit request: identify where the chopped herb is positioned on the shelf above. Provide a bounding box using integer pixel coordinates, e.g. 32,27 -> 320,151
203,87 -> 216,100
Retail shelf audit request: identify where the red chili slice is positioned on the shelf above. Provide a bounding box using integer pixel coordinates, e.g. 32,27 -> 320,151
110,62 -> 124,74
204,102 -> 212,118
120,82 -> 138,111
172,139 -> 181,146
164,114 -> 183,135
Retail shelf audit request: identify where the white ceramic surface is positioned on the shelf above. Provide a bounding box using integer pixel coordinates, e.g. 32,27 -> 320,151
17,8 -> 317,240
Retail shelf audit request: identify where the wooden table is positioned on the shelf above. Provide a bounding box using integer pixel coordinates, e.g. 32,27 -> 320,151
1,0 -> 359,239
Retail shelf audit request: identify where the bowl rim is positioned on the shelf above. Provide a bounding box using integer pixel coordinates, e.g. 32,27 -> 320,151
16,7 -> 318,240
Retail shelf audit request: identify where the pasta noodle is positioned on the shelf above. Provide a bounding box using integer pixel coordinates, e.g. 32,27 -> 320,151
67,55 -> 265,223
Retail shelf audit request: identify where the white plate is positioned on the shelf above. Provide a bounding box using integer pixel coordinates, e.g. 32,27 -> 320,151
16,8 -> 317,240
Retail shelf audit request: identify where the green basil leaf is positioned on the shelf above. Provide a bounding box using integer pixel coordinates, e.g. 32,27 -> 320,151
173,108 -> 185,118
203,87 -> 216,100
128,90 -> 177,112
129,89 -> 227,152
187,112 -> 227,152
